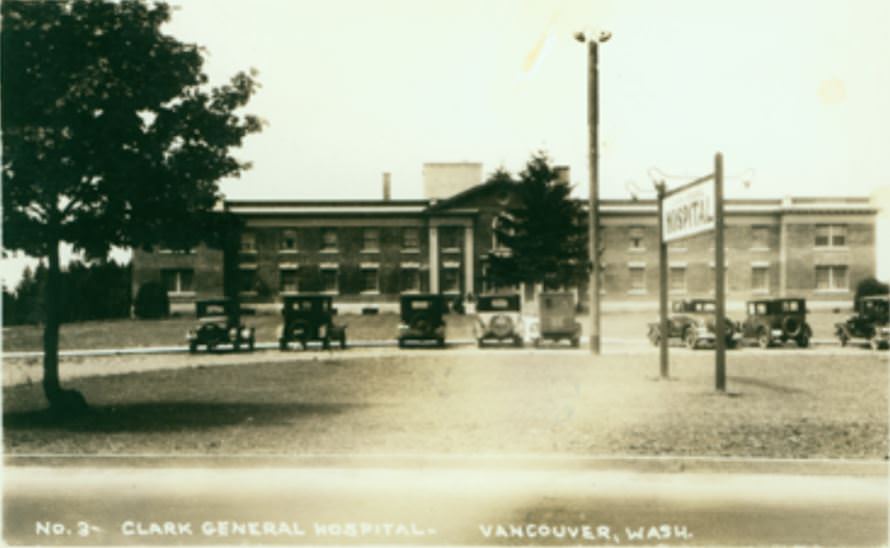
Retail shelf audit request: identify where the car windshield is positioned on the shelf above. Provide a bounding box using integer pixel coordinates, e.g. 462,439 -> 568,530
782,301 -> 801,312
478,296 -> 518,311
204,304 -> 226,315
411,301 -> 431,310
694,302 -> 716,313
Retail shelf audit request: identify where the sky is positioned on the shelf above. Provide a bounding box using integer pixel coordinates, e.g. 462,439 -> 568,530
3,0 -> 889,285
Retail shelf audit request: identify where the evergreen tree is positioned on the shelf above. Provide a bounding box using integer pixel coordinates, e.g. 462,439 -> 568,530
487,152 -> 589,291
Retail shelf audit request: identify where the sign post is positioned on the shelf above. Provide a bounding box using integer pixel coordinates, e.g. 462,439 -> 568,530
656,152 -> 727,392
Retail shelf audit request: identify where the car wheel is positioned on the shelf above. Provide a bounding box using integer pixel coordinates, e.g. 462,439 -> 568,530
476,338 -> 484,349
339,333 -> 347,350
571,337 -> 580,348
398,338 -> 405,349
796,335 -> 809,348
248,337 -> 255,352
233,341 -> 241,352
322,336 -> 331,351
188,342 -> 198,354
838,333 -> 848,347
436,337 -> 445,348
279,339 -> 287,351
533,338 -> 541,348
514,336 -> 524,348
684,330 -> 697,350
757,331 -> 771,349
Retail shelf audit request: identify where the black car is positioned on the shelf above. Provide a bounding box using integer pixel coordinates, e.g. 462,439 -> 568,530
187,298 -> 255,353
397,294 -> 446,348
278,295 -> 347,350
647,299 -> 739,349
835,295 -> 889,350
740,298 -> 812,348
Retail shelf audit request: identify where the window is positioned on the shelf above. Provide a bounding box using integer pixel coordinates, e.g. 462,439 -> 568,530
321,228 -> 338,252
400,267 -> 420,293
669,266 -> 686,293
279,269 -> 298,293
161,269 -> 194,294
628,266 -> 646,293
751,265 -> 769,292
240,232 -> 256,253
442,267 -> 460,293
401,227 -> 420,250
279,229 -> 298,252
320,267 -> 339,293
362,228 -> 380,252
238,268 -> 256,294
440,227 -> 461,251
815,265 -> 848,290
815,225 -> 846,248
360,267 -> 379,293
629,226 -> 645,250
751,226 -> 770,249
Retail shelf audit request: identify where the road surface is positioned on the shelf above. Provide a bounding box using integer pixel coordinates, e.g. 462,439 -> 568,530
4,458 -> 887,546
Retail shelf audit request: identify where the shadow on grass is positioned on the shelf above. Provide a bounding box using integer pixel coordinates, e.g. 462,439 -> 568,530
729,376 -> 809,395
3,401 -> 368,433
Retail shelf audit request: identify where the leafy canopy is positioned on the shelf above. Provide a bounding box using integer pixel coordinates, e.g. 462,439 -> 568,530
488,152 -> 589,290
2,0 -> 261,258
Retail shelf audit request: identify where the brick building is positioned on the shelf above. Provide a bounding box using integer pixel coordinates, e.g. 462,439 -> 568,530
132,166 -> 879,312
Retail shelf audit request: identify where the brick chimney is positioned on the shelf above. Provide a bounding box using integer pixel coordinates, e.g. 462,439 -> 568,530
383,172 -> 391,201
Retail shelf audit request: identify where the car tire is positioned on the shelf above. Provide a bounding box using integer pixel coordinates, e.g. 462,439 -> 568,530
233,341 -> 241,352
188,342 -> 197,354
248,337 -> 255,352
279,339 -> 287,351
339,333 -> 347,350
571,337 -> 580,348
476,338 -> 484,348
838,333 -> 848,347
323,337 -> 331,351
398,338 -> 405,349
514,336 -> 524,348
757,331 -> 771,349
796,335 -> 809,348
436,337 -> 445,348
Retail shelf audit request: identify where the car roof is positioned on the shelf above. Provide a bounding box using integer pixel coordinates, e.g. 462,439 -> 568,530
861,294 -> 890,301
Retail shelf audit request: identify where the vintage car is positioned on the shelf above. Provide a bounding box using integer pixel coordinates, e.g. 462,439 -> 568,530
646,299 -> 739,349
278,295 -> 347,350
835,294 -> 889,350
527,292 -> 581,348
397,294 -> 447,348
187,298 -> 255,353
473,294 -> 524,347
740,298 -> 812,348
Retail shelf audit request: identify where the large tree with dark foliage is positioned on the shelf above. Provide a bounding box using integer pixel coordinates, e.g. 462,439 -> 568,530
2,1 -> 261,412
487,153 -> 589,291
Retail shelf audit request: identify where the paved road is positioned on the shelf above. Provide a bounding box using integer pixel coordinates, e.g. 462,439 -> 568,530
4,459 -> 887,546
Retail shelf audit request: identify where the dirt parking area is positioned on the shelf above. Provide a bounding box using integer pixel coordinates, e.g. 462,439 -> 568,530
4,350 -> 886,459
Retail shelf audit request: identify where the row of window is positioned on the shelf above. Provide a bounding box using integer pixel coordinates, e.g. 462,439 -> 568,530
621,264 -> 849,294
626,224 -> 848,251
239,265 -> 462,295
240,227 -> 465,254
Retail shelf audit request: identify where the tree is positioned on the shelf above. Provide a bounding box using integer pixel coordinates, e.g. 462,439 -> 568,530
487,152 -> 589,291
2,1 -> 262,412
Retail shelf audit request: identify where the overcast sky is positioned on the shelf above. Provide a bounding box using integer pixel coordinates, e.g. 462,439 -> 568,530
3,0 -> 889,285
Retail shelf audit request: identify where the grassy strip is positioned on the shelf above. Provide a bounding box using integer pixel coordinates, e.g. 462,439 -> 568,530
4,352 -> 886,459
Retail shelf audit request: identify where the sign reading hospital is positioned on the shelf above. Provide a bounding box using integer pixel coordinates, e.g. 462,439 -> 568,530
661,179 -> 716,242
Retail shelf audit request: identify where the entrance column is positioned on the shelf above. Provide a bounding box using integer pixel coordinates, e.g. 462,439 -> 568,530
428,225 -> 439,293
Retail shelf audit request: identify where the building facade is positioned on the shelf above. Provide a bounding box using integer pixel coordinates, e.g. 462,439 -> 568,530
132,175 -> 878,312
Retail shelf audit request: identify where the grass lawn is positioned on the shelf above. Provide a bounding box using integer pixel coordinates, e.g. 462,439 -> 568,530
4,352 -> 886,458
1,310 -> 850,352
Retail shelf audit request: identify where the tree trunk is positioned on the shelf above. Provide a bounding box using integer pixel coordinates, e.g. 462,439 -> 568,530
42,239 -> 87,414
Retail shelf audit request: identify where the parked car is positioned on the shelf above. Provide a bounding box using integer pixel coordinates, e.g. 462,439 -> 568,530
527,292 -> 581,347
397,294 -> 447,348
278,295 -> 346,350
740,298 -> 812,348
835,294 -> 889,350
474,294 -> 524,347
646,299 -> 739,349
187,298 -> 255,353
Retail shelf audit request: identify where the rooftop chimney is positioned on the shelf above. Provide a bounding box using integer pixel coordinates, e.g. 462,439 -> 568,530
383,172 -> 391,201
554,166 -> 570,185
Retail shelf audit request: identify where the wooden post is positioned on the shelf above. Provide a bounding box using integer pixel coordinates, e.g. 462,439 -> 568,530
587,39 -> 601,355
714,153 -> 727,392
656,182 -> 669,379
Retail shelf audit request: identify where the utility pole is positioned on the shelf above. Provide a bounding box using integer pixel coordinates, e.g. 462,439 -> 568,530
656,181 -> 669,378
586,38 -> 601,355
714,153 -> 727,392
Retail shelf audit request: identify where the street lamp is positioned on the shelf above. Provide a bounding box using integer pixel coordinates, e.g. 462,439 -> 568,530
575,30 -> 610,354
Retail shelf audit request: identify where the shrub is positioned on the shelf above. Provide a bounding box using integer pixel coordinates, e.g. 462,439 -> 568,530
134,281 -> 170,319
854,277 -> 890,305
